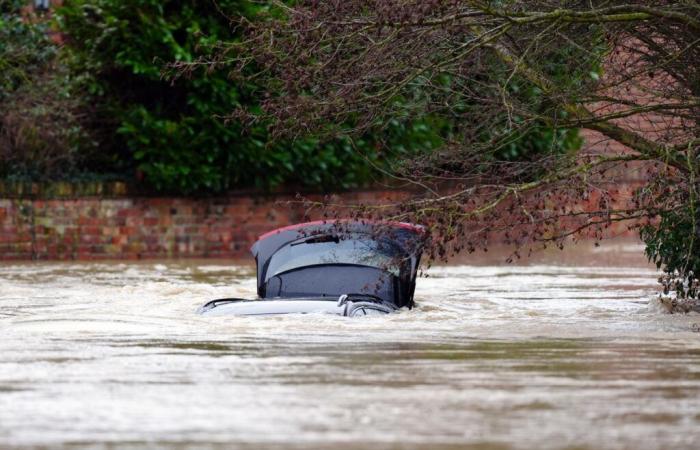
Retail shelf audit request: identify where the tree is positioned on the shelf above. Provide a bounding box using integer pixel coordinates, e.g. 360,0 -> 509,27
210,1 -> 699,303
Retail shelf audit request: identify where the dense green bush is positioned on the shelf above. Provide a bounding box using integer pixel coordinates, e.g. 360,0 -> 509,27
0,0 -> 94,179
56,0 -> 440,193
641,204 -> 700,304
3,0 -> 580,193
1,0 -> 54,93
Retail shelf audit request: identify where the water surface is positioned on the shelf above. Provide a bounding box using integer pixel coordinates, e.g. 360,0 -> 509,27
1,241 -> 699,449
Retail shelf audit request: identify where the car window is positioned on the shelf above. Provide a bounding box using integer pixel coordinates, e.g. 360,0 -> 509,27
266,233 -> 402,281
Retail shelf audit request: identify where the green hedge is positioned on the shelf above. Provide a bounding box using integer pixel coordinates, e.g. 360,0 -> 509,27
55,0 -> 441,193
2,0 -> 581,194
1,0 -> 95,180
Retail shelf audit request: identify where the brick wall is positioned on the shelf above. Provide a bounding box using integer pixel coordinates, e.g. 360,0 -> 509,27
0,189 -> 412,260
0,182 -> 644,261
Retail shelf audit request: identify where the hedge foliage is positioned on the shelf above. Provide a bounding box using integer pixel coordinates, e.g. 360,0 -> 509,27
0,0 -> 580,193
55,0 -> 447,193
0,0 -> 95,179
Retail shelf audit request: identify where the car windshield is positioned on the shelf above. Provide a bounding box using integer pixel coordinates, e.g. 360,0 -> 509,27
265,233 -> 402,281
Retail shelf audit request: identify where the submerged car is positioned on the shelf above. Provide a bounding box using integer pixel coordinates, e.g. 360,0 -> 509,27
198,220 -> 425,317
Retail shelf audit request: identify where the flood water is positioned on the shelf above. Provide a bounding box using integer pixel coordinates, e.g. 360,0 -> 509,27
1,240 -> 700,450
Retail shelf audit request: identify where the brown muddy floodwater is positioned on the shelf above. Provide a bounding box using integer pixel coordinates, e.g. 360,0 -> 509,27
1,240 -> 699,450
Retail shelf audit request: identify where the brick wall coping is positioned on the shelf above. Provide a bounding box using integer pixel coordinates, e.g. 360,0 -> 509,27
0,180 -> 413,200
